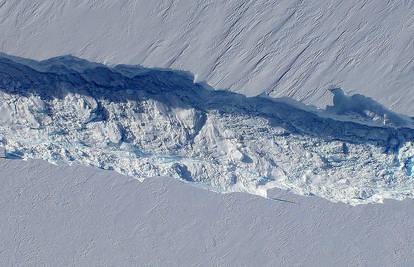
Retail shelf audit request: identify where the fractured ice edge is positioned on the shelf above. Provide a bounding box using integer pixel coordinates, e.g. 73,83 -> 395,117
0,53 -> 413,205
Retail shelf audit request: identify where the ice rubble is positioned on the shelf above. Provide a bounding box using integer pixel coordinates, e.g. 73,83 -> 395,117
0,55 -> 414,205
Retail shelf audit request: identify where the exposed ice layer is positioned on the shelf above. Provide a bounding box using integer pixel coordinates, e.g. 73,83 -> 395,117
1,55 -> 414,205
1,0 -> 414,115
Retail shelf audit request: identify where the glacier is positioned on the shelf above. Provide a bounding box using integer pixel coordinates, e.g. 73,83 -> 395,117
1,0 -> 414,115
1,54 -> 414,205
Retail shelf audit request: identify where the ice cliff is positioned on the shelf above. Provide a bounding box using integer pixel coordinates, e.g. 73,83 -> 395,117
1,0 -> 414,115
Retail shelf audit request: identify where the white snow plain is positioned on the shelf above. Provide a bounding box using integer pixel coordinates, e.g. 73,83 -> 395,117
1,159 -> 414,266
1,54 -> 414,205
1,0 -> 414,115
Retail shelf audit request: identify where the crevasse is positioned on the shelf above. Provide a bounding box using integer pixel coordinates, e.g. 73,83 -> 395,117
0,54 -> 414,205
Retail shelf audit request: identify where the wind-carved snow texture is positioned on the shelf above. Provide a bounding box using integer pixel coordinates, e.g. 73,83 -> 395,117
1,54 -> 414,205
1,0 -> 414,115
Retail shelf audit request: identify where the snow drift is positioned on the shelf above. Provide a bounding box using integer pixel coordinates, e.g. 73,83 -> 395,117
0,54 -> 414,205
1,0 -> 414,115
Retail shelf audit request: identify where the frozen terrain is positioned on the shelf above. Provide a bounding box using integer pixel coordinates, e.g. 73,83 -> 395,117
2,1 -> 414,265
1,159 -> 414,266
1,54 -> 414,205
1,0 -> 414,115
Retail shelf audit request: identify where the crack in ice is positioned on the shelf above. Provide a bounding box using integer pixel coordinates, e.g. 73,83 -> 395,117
0,54 -> 414,205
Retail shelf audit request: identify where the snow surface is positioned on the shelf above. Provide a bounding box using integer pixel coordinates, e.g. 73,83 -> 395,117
1,0 -> 414,115
1,54 -> 414,205
1,159 -> 414,266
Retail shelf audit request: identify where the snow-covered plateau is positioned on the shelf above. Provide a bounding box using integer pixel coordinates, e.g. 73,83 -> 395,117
0,54 -> 414,205
1,0 -> 414,115
2,159 -> 414,266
